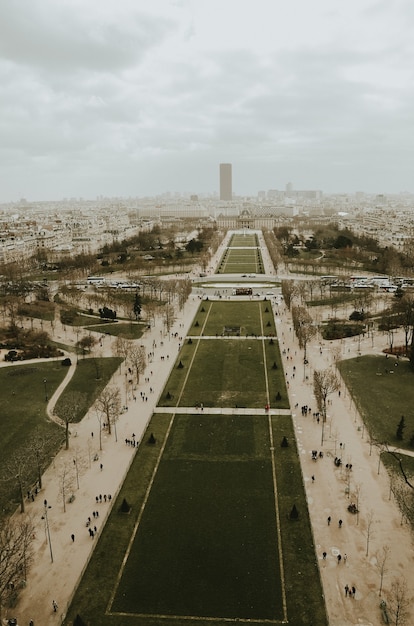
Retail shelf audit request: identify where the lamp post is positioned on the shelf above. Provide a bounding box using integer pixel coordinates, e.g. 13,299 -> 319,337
42,499 -> 53,563
43,378 -> 48,402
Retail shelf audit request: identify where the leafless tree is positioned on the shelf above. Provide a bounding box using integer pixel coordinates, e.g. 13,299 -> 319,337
128,345 -> 146,385
364,509 -> 376,556
162,303 -> 176,336
1,453 -> 32,514
58,460 -> 75,513
386,577 -> 411,626
375,544 -> 390,597
95,386 -> 121,437
29,429 -> 62,490
0,515 -> 34,621
313,368 -> 340,444
54,391 -> 87,450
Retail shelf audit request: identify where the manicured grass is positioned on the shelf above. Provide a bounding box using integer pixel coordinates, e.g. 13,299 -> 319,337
65,413 -> 326,626
229,233 -> 258,247
86,322 -> 146,339
112,415 -> 283,621
159,338 -> 288,409
0,362 -> 67,511
217,247 -> 264,274
190,300 -> 277,337
0,357 -> 122,512
54,357 -> 123,421
338,355 -> 414,447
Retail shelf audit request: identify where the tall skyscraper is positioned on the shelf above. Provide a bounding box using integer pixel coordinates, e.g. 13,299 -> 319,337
220,163 -> 232,201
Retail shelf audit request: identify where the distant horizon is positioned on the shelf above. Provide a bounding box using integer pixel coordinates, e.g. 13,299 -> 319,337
3,186 -> 414,206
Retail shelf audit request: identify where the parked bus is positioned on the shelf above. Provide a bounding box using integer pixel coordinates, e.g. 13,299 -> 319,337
87,276 -> 105,285
233,287 -> 253,296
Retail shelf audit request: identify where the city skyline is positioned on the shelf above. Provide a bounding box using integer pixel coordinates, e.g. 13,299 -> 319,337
1,1 -> 414,202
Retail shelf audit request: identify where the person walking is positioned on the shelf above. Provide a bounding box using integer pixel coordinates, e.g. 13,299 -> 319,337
52,600 -> 58,612
327,516 -> 331,525
344,584 -> 349,597
71,533 -> 75,542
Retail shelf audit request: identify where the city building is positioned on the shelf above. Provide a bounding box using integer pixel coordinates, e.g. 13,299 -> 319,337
219,163 -> 232,201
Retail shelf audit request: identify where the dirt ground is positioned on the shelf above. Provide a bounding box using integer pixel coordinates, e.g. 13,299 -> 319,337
5,233 -> 414,626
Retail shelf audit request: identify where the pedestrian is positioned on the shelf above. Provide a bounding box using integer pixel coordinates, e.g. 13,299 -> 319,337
351,586 -> 356,598
29,620 -> 34,626
100,463 -> 103,471
52,600 -> 58,612
71,533 -> 75,542
344,553 -> 347,564
311,475 -> 315,483
337,554 -> 341,564
338,519 -> 343,528
322,551 -> 326,560
327,516 -> 331,525
345,584 -> 349,597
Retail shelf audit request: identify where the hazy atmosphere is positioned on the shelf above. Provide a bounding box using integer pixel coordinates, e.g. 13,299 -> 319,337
1,0 -> 414,201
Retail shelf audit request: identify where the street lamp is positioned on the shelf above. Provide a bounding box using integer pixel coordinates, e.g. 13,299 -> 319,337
41,499 -> 53,563
43,378 -> 48,402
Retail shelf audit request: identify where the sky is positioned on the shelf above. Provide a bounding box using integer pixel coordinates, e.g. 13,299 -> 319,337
1,0 -> 414,201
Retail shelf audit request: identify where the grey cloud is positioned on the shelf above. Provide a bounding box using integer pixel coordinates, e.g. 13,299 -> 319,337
0,1 -> 173,74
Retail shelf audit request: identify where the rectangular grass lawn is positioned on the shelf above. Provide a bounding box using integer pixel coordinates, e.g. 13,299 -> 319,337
159,339 -> 287,408
229,234 -> 258,247
190,300 -> 276,337
110,414 -> 284,621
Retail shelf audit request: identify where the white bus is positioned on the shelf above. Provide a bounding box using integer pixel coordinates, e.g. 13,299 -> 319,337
87,276 -> 105,285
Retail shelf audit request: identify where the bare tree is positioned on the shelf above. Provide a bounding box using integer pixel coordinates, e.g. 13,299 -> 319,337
375,544 -> 390,597
114,335 -> 130,370
313,368 -> 340,444
364,509 -> 376,557
58,461 -> 75,513
0,516 -> 34,621
162,303 -> 176,336
54,391 -> 87,450
29,430 -> 62,490
386,577 -> 411,626
128,345 -> 146,385
1,453 -> 31,514
95,386 -> 121,437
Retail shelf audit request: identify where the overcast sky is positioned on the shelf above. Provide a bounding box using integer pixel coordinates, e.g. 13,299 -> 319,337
1,0 -> 414,201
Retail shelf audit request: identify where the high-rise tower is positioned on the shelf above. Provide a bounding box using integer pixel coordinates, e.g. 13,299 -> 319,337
219,163 -> 232,201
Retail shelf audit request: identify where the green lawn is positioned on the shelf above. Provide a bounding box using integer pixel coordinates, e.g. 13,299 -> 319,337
159,338 -> 288,409
0,357 -> 122,512
216,247 -> 264,274
112,415 -> 283,621
54,357 -> 123,421
65,413 -> 327,626
338,355 -> 414,447
229,233 -> 258,247
190,300 -> 276,337
86,322 -> 146,339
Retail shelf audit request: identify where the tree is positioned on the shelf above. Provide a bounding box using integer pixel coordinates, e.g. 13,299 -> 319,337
1,452 -> 32,514
58,461 -> 75,513
386,577 -> 411,626
162,303 -> 176,335
95,386 -> 121,437
76,335 -> 97,358
364,509 -> 376,557
55,391 -> 87,450
396,416 -> 405,441
292,305 -> 316,362
128,345 -> 146,385
133,292 -> 142,320
375,544 -> 390,597
0,516 -> 34,621
313,368 -> 340,444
